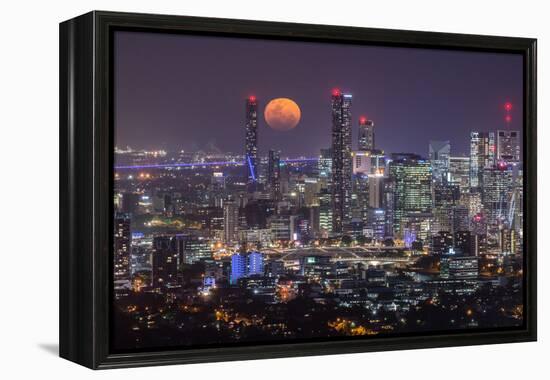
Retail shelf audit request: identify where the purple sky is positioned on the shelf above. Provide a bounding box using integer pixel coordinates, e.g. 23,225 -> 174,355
114,31 -> 523,158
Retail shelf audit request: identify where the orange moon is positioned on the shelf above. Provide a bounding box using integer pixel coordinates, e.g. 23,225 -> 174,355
264,98 -> 301,131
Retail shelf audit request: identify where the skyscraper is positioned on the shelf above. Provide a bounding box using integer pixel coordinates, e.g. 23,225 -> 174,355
114,212 -> 132,282
470,131 -> 495,188
432,182 -> 460,233
152,236 -> 179,291
358,117 -> 375,152
366,208 -> 386,240
318,188 -> 333,235
449,156 -> 471,193
496,130 -> 520,164
330,89 -> 353,233
318,148 -> 332,190
174,235 -> 212,264
382,178 -> 395,237
267,149 -> 281,200
223,200 -> 239,243
428,140 -> 451,183
482,165 -> 514,231
245,96 -> 258,189
368,176 -> 384,208
388,154 -> 433,237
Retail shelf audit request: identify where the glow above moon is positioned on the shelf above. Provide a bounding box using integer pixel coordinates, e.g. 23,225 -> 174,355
264,98 -> 301,131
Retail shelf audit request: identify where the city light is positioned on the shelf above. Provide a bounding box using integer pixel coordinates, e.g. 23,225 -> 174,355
113,91 -> 524,348
115,157 -> 319,170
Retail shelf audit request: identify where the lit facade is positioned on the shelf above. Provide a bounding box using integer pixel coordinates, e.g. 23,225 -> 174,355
388,154 -> 433,237
223,201 -> 240,243
330,90 -> 353,233
358,117 -> 375,151
449,156 -> 470,194
429,140 -> 451,183
470,131 -> 495,188
152,236 -> 179,290
496,130 -> 520,164
230,253 -> 247,284
114,212 -> 132,282
245,96 -> 259,189
175,235 -> 212,264
267,149 -> 281,200
481,165 -> 514,230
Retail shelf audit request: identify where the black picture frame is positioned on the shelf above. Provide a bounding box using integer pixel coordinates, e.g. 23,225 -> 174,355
59,10 -> 537,369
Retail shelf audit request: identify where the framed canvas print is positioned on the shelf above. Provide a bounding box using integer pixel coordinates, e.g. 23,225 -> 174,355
59,11 -> 537,369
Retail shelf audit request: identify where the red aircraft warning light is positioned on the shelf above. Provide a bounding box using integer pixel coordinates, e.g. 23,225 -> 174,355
359,116 -> 367,124
332,88 -> 341,96
504,101 -> 512,124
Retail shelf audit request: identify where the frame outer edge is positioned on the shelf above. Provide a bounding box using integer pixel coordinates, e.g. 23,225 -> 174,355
58,10 -> 538,369
59,11 -> 97,369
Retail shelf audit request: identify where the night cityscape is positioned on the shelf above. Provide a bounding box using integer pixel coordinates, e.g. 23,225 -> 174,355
112,32 -> 524,351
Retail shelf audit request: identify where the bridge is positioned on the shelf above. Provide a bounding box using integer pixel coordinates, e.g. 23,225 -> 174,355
263,246 -> 415,265
114,157 -> 319,170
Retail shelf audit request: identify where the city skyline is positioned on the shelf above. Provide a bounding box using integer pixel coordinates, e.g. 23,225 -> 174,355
112,30 -> 524,352
115,31 -> 523,157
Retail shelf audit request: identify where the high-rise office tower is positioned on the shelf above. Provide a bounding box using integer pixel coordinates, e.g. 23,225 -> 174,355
114,212 -> 132,282
454,230 -> 473,256
318,188 -> 333,235
223,201 -> 239,243
267,150 -> 281,200
366,208 -> 386,240
210,172 -> 226,191
382,178 -> 395,238
152,236 -> 179,291
388,154 -> 433,237
432,182 -> 460,233
304,178 -> 320,207
496,130 -> 520,164
368,176 -> 384,208
481,165 -> 514,231
245,96 -> 258,189
318,148 -> 332,190
351,174 -> 369,221
431,231 -> 454,255
470,131 -> 495,188
452,205 -> 470,233
429,140 -> 451,183
511,166 -> 523,235
330,89 -> 353,233
358,117 -> 375,152
449,156 -> 471,194
174,235 -> 212,265
268,215 -> 292,241
499,228 -> 519,255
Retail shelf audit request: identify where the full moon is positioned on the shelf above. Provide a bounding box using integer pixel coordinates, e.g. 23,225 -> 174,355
264,98 -> 301,131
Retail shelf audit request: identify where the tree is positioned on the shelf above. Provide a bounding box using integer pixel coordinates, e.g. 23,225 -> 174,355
411,240 -> 423,251
341,235 -> 353,247
356,235 -> 372,246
